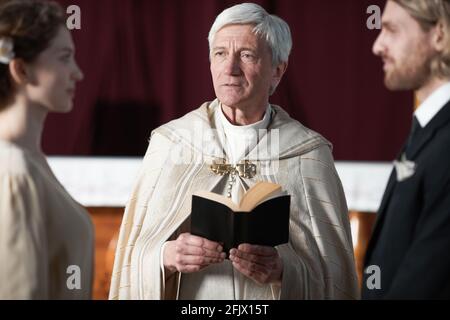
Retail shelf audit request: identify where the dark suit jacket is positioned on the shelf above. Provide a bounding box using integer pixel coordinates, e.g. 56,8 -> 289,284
362,99 -> 450,299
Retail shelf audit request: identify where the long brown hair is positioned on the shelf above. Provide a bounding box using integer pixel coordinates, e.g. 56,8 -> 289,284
0,0 -> 65,109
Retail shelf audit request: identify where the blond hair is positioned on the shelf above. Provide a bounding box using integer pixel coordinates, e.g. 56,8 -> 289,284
393,0 -> 450,79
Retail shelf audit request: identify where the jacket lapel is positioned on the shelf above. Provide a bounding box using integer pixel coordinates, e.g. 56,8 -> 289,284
407,100 -> 450,160
376,139 -> 407,217
366,100 -> 450,263
405,129 -> 434,160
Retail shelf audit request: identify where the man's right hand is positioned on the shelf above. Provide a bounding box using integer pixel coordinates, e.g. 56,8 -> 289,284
163,233 -> 226,274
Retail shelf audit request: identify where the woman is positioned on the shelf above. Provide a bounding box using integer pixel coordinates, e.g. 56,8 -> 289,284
0,0 -> 93,299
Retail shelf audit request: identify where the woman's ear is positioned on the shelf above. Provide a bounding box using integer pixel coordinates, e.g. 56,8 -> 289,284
8,58 -> 29,86
431,21 -> 446,52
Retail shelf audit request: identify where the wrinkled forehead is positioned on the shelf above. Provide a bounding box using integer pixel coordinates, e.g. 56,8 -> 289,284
212,24 -> 268,49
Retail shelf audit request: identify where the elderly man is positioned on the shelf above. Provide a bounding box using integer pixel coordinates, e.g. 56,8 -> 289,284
110,3 -> 358,300
363,0 -> 450,299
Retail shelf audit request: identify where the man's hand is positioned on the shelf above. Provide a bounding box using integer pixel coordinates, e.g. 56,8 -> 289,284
163,233 -> 226,274
229,244 -> 283,285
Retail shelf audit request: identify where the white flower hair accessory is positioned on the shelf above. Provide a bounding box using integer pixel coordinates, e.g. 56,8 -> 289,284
0,37 -> 15,64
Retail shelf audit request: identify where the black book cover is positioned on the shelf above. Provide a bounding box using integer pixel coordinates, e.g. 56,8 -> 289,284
190,194 -> 290,254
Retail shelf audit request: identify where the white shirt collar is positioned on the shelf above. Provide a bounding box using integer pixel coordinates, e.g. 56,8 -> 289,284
414,82 -> 450,128
219,104 -> 271,133
216,104 -> 272,164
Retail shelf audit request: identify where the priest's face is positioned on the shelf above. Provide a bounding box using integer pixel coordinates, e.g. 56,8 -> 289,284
372,1 -> 436,91
210,24 -> 285,111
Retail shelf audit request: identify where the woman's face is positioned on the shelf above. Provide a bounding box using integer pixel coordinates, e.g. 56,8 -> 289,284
25,26 -> 83,113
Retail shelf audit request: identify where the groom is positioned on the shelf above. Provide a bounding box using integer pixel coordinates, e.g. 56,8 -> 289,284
363,0 -> 450,299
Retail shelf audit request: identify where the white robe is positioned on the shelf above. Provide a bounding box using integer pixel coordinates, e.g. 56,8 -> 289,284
215,103 -> 272,203
109,100 -> 359,300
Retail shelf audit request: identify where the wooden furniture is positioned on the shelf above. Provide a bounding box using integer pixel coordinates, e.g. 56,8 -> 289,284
86,207 -> 123,300
349,211 -> 377,288
87,208 -> 377,299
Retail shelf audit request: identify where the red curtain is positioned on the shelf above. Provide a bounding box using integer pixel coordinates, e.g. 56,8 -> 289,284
44,0 -> 412,160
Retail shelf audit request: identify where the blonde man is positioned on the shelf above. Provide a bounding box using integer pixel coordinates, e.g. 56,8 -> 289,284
364,0 -> 450,299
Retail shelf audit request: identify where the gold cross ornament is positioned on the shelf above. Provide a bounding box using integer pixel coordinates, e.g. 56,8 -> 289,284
210,160 -> 257,179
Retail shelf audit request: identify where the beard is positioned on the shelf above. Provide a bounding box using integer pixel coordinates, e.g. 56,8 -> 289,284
383,50 -> 434,91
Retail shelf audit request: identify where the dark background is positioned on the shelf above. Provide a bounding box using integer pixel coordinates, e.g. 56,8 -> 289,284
45,0 -> 413,160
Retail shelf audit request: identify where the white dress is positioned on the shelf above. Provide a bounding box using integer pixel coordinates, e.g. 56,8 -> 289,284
0,140 -> 94,299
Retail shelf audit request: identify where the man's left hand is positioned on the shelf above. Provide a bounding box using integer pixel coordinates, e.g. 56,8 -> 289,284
229,244 -> 283,285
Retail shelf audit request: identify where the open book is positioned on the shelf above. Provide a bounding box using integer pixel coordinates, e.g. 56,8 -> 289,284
190,181 -> 290,254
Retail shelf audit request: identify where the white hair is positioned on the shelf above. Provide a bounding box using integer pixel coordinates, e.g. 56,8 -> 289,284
208,3 -> 292,66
